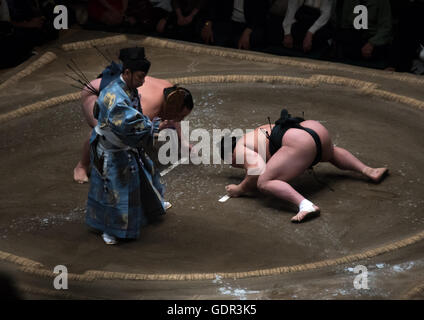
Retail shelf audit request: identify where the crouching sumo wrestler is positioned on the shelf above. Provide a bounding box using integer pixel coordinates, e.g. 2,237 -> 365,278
220,109 -> 388,223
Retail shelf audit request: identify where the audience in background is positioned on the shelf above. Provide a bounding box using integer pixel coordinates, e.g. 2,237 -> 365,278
148,0 -> 173,34
282,0 -> 333,54
387,0 -> 424,74
270,0 -> 289,18
1,0 -> 34,68
1,0 -> 423,75
123,0 -> 155,32
6,0 -> 59,47
171,0 -> 206,41
331,0 -> 392,68
266,0 -> 288,47
200,0 -> 269,50
87,0 -> 127,26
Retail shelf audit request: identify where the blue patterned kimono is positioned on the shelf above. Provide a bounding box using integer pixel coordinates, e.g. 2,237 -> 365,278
86,76 -> 165,239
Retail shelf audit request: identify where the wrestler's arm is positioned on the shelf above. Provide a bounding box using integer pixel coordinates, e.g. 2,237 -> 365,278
226,147 -> 265,197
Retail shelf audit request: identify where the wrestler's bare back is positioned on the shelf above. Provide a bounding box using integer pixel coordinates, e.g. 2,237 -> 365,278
82,76 -> 172,125
137,76 -> 173,119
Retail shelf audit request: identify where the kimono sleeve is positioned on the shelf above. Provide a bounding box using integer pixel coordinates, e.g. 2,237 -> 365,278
107,99 -> 154,149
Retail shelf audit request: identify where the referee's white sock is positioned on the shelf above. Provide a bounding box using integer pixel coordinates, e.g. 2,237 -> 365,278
102,232 -> 117,245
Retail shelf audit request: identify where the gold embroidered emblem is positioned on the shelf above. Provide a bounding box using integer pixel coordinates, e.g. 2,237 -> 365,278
135,121 -> 145,130
111,111 -> 124,127
103,92 -> 116,109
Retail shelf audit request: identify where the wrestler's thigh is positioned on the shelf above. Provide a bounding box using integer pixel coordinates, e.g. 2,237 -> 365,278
261,146 -> 310,182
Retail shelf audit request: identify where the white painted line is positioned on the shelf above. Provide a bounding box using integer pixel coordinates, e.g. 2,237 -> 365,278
219,195 -> 230,202
160,157 -> 189,177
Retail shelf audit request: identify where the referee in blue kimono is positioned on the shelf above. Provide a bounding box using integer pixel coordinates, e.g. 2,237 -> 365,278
86,47 -> 166,245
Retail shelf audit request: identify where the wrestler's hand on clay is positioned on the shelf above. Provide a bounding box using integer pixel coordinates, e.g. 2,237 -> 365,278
225,184 -> 243,198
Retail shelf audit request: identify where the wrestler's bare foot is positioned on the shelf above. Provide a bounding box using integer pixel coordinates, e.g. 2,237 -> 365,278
291,205 -> 320,223
362,167 -> 389,183
73,161 -> 89,184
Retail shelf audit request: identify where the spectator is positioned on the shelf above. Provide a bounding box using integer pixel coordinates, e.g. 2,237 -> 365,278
86,0 -> 174,35
121,1 -> 175,34
6,0 -> 58,47
171,0 -> 206,41
87,0 -> 127,26
200,0 -> 269,50
0,0 -> 8,21
282,0 -> 333,53
124,0 -> 156,31
54,0 -> 79,26
270,0 -> 289,17
148,0 -> 173,34
0,0 -> 35,69
266,0 -> 289,46
332,0 -> 392,66
386,0 -> 424,73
